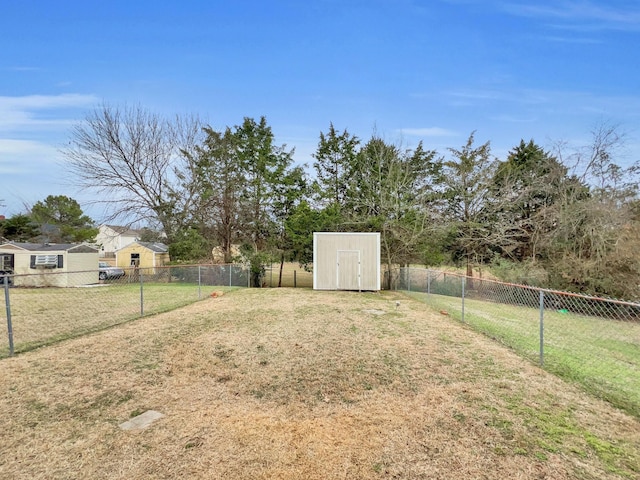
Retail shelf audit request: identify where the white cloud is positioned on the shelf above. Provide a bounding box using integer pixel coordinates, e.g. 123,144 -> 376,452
399,127 -> 458,137
0,94 -> 98,133
541,35 -> 602,44
502,1 -> 640,32
0,138 -> 58,156
0,139 -> 61,174
4,66 -> 41,72
447,88 -> 553,106
0,93 -> 98,110
0,93 -> 99,172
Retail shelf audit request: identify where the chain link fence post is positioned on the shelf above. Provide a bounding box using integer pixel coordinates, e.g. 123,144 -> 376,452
461,275 -> 465,323
198,265 -> 202,299
3,276 -> 14,357
539,290 -> 545,366
139,269 -> 144,316
388,266 -> 639,416
408,267 -> 411,292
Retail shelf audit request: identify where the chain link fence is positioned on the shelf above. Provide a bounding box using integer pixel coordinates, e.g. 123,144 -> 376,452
263,263 -> 313,288
394,267 -> 640,418
0,264 -> 249,358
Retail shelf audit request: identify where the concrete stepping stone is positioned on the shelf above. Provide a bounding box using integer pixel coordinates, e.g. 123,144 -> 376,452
119,410 -> 165,431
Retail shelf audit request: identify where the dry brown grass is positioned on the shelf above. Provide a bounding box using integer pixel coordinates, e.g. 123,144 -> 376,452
0,288 -> 638,479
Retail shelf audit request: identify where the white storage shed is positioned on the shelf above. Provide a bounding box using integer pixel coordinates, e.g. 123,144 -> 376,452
0,242 -> 99,287
313,232 -> 381,291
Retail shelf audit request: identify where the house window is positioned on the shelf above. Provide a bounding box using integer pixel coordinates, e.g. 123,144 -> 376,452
0,254 -> 14,271
30,254 -> 64,269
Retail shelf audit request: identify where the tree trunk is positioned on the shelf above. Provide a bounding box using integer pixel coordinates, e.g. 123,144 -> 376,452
278,253 -> 284,287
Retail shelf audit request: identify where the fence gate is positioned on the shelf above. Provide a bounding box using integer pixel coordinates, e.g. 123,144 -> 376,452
336,250 -> 361,291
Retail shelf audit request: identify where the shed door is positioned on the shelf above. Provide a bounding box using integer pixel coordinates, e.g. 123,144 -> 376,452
337,250 -> 360,291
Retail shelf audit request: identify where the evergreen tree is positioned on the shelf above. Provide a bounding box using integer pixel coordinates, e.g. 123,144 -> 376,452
441,132 -> 496,277
312,123 -> 359,210
30,195 -> 97,243
347,135 -> 442,283
491,139 -> 568,262
0,214 -> 40,242
234,116 -> 295,252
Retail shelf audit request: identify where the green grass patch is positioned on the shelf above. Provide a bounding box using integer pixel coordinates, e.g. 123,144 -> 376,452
0,283 -> 225,356
405,291 -> 640,419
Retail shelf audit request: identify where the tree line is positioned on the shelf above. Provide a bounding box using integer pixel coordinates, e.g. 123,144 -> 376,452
4,104 -> 638,298
0,195 -> 98,244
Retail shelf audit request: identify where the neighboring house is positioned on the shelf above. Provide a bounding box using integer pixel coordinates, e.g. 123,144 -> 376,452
211,244 -> 243,264
0,242 -> 99,287
94,225 -> 141,258
115,241 -> 170,272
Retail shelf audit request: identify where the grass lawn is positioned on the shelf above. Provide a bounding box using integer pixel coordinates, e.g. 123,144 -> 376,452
404,291 -> 640,419
0,288 -> 638,479
0,283 -> 210,356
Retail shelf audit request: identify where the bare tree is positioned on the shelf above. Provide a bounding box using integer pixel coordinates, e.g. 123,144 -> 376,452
62,104 -> 203,242
543,122 -> 640,296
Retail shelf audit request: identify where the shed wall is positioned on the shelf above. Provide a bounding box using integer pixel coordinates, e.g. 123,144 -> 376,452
10,250 -> 67,287
116,244 -> 169,272
67,252 -> 100,286
0,245 -> 99,287
116,244 -> 154,270
313,233 -> 380,291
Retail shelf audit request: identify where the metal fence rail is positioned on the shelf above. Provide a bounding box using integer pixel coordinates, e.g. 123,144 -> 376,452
395,267 -> 640,418
0,264 -> 249,358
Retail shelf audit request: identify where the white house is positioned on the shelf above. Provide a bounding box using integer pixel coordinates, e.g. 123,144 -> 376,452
313,232 -> 381,291
94,225 -> 141,258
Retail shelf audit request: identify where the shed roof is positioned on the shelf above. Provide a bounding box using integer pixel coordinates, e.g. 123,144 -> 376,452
140,241 -> 168,253
118,241 -> 168,253
0,242 -> 98,253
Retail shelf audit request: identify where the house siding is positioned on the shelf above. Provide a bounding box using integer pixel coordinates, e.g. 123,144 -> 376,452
95,225 -> 140,257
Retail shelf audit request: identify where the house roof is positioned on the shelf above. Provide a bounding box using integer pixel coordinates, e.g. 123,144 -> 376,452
101,224 -> 142,237
0,242 -> 99,253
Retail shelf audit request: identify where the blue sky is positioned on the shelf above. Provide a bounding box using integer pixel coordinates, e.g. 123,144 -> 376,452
1,0 -> 639,220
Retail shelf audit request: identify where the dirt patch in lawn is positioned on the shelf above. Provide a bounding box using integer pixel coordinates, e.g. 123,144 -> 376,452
0,288 -> 638,479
